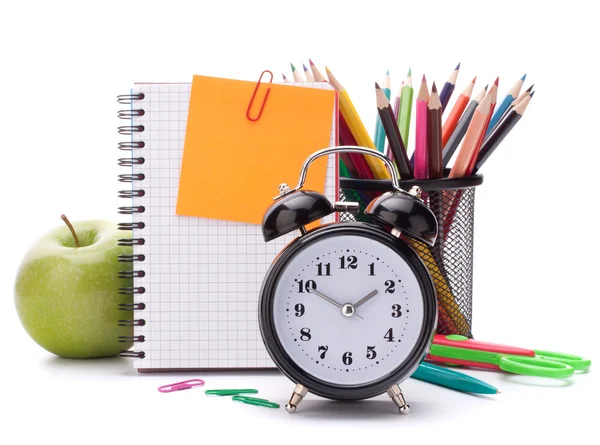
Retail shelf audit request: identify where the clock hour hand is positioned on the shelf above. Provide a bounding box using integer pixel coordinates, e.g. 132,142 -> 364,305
307,288 -> 363,319
353,290 -> 379,310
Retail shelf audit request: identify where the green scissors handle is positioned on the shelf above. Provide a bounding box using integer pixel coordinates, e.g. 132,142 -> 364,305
499,355 -> 574,378
533,350 -> 592,371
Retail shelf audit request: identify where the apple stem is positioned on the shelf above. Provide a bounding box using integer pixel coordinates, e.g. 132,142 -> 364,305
60,214 -> 80,248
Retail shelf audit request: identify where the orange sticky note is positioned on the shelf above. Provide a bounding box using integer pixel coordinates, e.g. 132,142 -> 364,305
176,75 -> 336,225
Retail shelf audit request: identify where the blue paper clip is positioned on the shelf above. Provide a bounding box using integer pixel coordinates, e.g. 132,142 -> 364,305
158,379 -> 205,393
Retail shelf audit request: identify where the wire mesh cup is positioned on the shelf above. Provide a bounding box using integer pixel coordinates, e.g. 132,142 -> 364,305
339,172 -> 483,338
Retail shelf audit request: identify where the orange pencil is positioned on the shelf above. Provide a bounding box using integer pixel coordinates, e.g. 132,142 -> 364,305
442,77 -> 476,148
449,89 -> 493,178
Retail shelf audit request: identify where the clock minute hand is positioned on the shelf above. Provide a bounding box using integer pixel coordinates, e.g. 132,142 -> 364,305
307,288 -> 343,308
308,288 -> 363,319
353,290 -> 379,309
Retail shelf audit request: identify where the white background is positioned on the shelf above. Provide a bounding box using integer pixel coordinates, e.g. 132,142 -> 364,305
0,1 -> 598,444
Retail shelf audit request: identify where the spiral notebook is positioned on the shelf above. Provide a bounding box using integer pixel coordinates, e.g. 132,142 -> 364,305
117,79 -> 339,371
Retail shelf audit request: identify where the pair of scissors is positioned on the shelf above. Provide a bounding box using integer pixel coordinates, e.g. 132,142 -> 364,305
426,334 -> 591,379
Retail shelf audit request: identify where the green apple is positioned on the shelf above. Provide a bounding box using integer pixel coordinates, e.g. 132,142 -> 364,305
14,216 -> 134,358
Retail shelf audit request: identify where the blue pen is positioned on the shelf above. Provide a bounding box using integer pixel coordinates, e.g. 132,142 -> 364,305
411,361 -> 500,394
485,73 -> 526,136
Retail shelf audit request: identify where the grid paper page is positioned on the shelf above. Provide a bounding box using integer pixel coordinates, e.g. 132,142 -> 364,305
128,82 -> 338,370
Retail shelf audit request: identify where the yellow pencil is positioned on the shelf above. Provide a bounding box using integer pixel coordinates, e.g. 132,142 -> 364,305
325,67 -> 389,179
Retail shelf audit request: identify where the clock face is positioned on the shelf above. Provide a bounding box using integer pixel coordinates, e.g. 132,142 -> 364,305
269,231 -> 428,387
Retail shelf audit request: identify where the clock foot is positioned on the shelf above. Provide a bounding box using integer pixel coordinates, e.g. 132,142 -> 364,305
387,384 -> 410,414
285,384 -> 308,413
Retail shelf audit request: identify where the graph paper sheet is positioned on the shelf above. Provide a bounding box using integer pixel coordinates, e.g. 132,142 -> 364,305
129,82 -> 338,370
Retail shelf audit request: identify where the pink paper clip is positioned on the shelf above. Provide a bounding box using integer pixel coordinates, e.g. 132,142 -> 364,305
158,379 -> 205,393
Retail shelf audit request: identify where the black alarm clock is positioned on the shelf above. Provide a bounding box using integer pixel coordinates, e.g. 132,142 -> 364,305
259,146 -> 438,414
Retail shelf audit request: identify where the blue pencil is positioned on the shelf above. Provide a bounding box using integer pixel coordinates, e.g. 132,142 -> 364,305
485,73 -> 526,136
412,361 -> 500,394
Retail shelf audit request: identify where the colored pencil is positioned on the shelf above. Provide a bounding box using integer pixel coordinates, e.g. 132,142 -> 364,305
282,74 -> 290,83
413,75 -> 430,179
511,83 -> 534,108
449,88 -> 493,178
339,113 -> 374,179
494,83 -> 533,130
405,238 -> 464,335
398,69 -> 413,149
375,82 -> 414,179
474,91 -> 533,172
467,79 -> 498,174
439,62 -> 460,113
309,59 -> 327,82
442,76 -> 476,148
303,63 -> 314,82
426,83 -> 444,246
339,159 -> 351,177
427,83 -> 443,179
412,362 -> 500,394
485,74 -> 525,136
393,80 -> 404,120
442,86 -> 494,242
374,71 -> 391,153
325,66 -> 389,179
290,63 -> 304,83
441,84 -> 487,168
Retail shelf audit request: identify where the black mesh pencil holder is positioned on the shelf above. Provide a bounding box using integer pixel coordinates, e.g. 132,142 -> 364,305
339,172 -> 483,338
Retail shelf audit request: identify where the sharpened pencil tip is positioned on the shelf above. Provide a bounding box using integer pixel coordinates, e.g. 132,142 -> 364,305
282,74 -> 288,80
375,82 -> 381,90
455,62 -> 461,70
521,73 -> 527,81
471,76 -> 477,83
422,74 -> 426,82
526,84 -> 534,92
484,84 -> 489,91
308,59 -> 315,66
494,77 -> 499,86
407,68 -> 412,76
530,90 -> 535,97
386,69 -> 390,75
431,82 -> 437,93
303,63 -> 308,71
290,63 -> 296,72
496,390 -> 501,394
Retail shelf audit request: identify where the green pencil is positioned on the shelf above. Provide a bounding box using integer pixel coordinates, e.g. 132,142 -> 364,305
374,70 -> 391,152
398,68 -> 413,147
412,361 -> 500,394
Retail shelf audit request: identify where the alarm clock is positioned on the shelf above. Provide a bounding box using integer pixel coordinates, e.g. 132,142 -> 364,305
259,146 -> 438,414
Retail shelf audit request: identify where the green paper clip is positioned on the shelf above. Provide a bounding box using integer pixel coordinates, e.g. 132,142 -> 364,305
204,389 -> 259,396
232,395 -> 280,409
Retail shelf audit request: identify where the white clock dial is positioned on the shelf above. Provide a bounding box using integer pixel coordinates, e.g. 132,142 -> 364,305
273,234 -> 425,386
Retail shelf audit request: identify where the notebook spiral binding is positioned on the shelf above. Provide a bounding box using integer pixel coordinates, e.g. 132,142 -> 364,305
117,91 -> 146,359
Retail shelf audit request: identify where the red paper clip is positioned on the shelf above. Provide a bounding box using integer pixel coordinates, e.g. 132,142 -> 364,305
158,379 -> 205,393
246,70 -> 273,122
